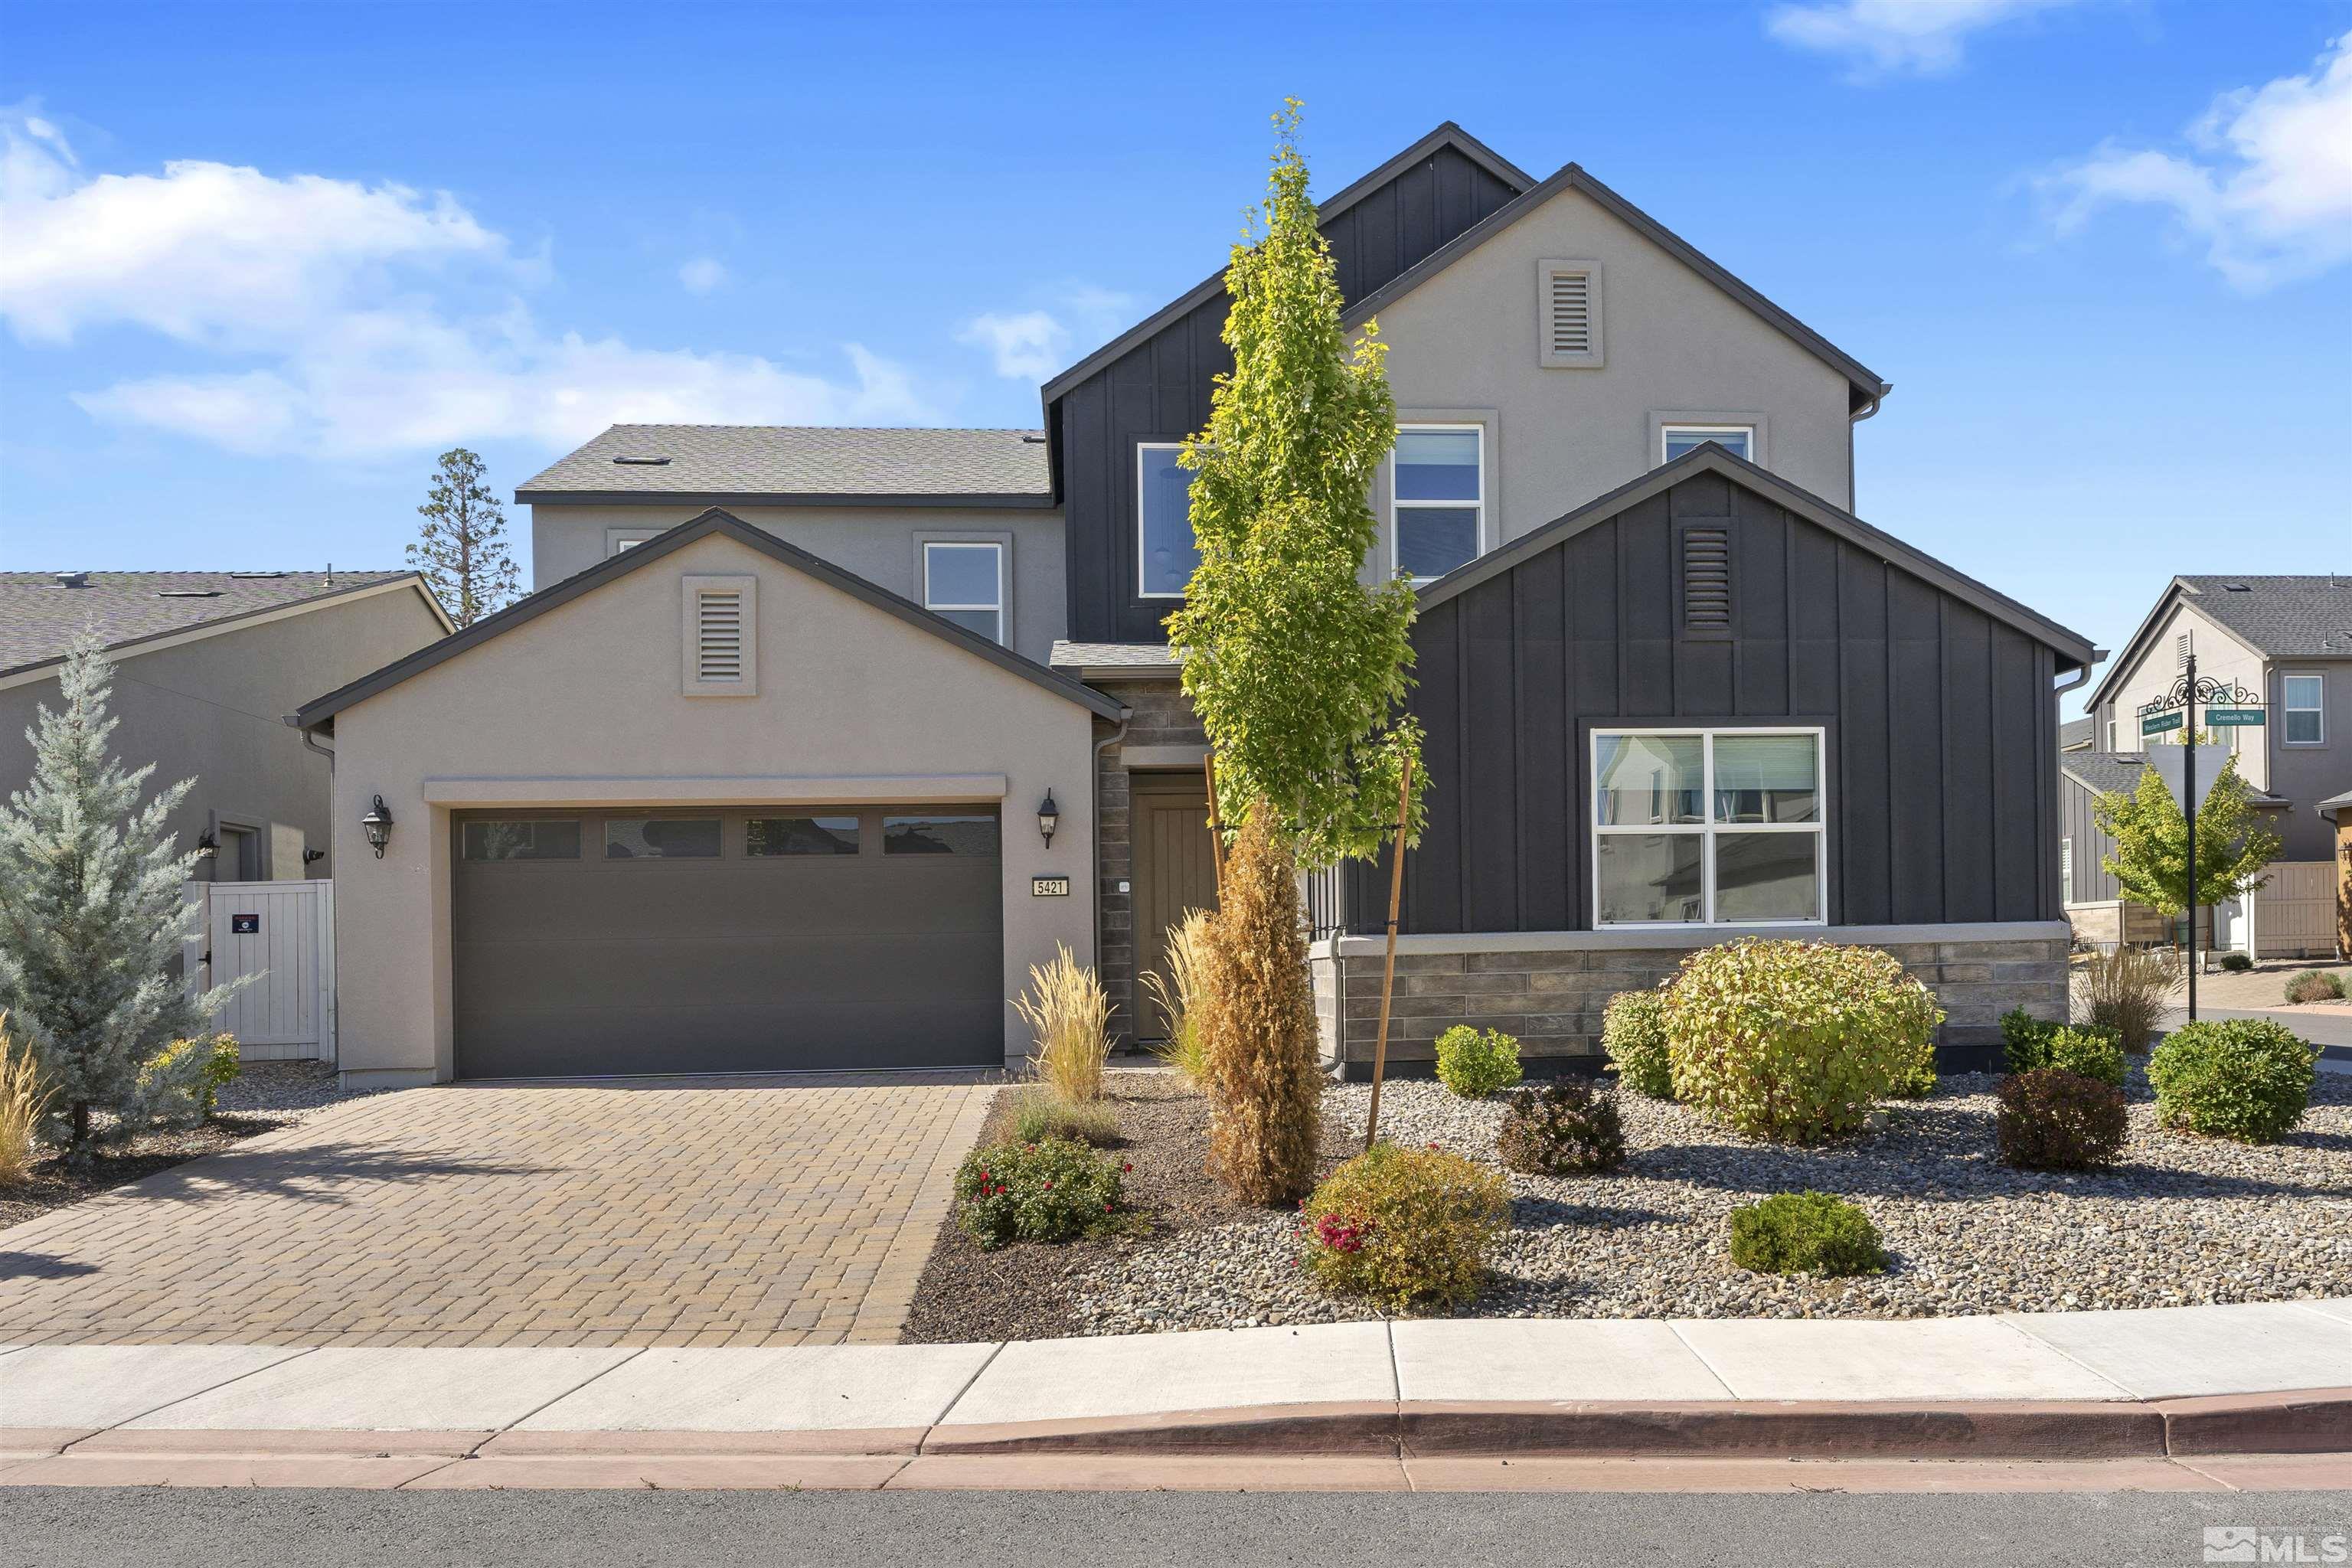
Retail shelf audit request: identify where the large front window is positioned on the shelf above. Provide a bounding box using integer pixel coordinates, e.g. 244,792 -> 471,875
1138,444 -> 1199,598
1592,729 -> 1824,926
1393,425 -> 1483,581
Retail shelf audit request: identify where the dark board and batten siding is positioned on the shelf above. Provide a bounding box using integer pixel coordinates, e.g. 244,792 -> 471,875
1057,144 -> 1522,645
1348,471 -> 2064,936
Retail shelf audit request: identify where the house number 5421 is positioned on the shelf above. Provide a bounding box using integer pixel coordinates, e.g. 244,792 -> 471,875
1031,877 -> 1070,897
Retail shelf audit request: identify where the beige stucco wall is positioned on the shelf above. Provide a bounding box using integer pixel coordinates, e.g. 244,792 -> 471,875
325,530 -> 1099,1083
529,501 -> 1067,665
1367,181 -> 1860,552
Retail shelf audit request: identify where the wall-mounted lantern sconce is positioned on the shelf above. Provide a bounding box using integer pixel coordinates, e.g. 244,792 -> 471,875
360,795 -> 395,858
302,847 -> 328,867
1037,791 -> 1060,849
194,830 -> 217,861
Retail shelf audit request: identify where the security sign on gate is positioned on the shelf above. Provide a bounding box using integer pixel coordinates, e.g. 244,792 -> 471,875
231,913 -> 260,933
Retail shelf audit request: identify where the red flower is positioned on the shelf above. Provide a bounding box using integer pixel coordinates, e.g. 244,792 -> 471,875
1102,1202 -> 1114,1214
1043,1180 -> 1054,1189
1121,1162 -> 1132,1173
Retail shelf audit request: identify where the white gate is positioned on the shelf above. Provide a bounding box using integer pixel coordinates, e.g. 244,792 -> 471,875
185,880 -> 336,1062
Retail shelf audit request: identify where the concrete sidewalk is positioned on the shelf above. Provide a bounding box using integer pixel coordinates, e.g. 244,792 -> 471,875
3,1302 -> 2347,1491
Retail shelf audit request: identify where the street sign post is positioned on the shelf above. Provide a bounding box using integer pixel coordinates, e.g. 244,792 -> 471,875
2205,707 -> 2265,728
2141,709 -> 2184,737
2136,664 -> 2266,1018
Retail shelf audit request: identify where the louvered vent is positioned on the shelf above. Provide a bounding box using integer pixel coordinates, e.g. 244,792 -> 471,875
1683,526 -> 1732,632
697,590 -> 744,682
1549,271 -> 1593,358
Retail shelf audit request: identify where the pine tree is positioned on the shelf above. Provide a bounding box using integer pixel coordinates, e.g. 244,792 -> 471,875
0,639 -> 232,1156
410,447 -> 521,627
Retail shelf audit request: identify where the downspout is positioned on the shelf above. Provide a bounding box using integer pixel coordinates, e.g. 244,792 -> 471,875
1847,382 -> 1887,511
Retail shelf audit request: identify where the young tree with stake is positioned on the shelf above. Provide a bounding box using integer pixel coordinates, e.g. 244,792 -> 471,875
2093,750 -> 2279,949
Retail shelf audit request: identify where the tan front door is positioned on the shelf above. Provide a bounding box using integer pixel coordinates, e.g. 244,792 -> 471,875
1129,772 -> 1220,1041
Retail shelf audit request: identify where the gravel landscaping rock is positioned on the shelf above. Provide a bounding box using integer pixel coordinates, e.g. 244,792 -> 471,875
1070,1070 -> 2352,1334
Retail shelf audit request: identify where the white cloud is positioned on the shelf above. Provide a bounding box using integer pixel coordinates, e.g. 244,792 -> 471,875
0,113 -> 947,456
1766,0 -> 2082,77
2040,33 -> 2352,289
956,309 -> 1067,381
678,256 -> 727,294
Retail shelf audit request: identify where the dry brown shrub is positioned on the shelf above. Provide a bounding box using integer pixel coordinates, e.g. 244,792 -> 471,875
1195,806 -> 1323,1204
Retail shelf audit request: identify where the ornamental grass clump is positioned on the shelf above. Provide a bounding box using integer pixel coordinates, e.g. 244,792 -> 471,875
1012,945 -> 1111,1103
1433,1025 -> 1521,1099
1997,1068 -> 2128,1171
1009,1085 -> 1121,1148
1601,987 -> 1674,1099
0,1014 -> 54,1187
1196,808 -> 1324,1204
1141,910 -> 1214,1086
1298,1142 -> 1509,1312
1663,939 -> 1942,1145
2148,1018 -> 2319,1144
952,1137 -> 1126,1250
1727,1191 -> 1887,1277
2285,969 -> 2346,1004
2073,945 -> 2174,1054
1496,1080 -> 1624,1175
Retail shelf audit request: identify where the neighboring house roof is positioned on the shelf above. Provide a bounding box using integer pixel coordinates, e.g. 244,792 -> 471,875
2082,574 -> 2352,712
2318,788 -> 2351,822
1039,124 -> 1887,416
2060,716 -> 2094,750
2059,750 -> 2289,808
1418,443 -> 2099,671
0,570 -> 447,684
295,509 -> 1125,730
1048,641 -> 1184,679
513,425 -> 1054,506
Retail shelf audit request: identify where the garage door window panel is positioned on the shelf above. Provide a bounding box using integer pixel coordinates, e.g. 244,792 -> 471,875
747,815 -> 861,856
462,820 -> 583,861
605,818 -> 723,859
884,815 -> 999,855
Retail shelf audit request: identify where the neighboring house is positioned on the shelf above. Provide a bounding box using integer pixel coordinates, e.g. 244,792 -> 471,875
2055,749 -> 2293,953
2321,790 -> 2351,959
302,122 -> 2096,1085
2060,716 -> 2093,752
2072,576 -> 2351,959
1,570 -> 452,880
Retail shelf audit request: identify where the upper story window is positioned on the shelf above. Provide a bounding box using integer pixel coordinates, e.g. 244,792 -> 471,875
1138,444 -> 1199,599
1592,728 -> 1824,927
923,541 -> 1004,643
2284,674 -> 2325,745
2105,715 -> 2119,750
1661,424 -> 1753,464
1393,425 -> 1484,583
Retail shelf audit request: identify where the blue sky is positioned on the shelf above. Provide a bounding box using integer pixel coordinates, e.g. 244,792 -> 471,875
3,1 -> 2347,717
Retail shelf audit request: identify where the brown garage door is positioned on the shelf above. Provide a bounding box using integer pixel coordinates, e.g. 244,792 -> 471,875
452,807 -> 1002,1076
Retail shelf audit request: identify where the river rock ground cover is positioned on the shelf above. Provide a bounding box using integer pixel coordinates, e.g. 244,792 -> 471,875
904,1066 -> 2351,1341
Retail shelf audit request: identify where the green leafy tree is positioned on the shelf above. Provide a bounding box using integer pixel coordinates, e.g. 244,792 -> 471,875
0,640 -> 236,1156
2093,753 -> 2280,919
1165,101 -> 1424,867
410,447 -> 521,627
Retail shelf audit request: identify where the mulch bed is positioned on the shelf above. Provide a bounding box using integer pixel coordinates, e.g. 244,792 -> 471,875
900,1072 -> 1351,1344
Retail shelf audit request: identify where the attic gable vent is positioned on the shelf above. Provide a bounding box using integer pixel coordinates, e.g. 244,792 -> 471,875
1680,524 -> 1733,635
681,574 -> 757,697
1538,260 -> 1604,369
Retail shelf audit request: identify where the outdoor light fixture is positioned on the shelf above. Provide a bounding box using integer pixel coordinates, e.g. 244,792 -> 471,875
1037,791 -> 1060,848
194,830 -> 217,861
360,794 -> 394,858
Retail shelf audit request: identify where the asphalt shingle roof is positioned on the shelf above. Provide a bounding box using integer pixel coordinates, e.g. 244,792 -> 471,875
0,570 -> 416,677
514,426 -> 1055,501
2180,575 -> 2352,659
2059,749 -> 2288,806
1049,641 -> 1183,672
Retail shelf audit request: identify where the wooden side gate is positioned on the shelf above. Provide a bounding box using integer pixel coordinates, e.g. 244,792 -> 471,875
184,879 -> 336,1062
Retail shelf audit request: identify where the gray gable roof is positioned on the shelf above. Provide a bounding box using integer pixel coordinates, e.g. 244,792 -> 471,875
513,425 -> 1054,505
2060,715 -> 2094,750
2177,576 -> 2352,660
294,509 -> 1124,730
2060,749 -> 2288,807
1,570 -> 432,681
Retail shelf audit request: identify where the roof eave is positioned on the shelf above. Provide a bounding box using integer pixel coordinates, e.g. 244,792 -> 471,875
514,488 -> 1057,510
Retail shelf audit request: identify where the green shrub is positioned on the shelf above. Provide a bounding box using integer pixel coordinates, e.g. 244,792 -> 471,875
2219,950 -> 2253,972
133,1034 -> 240,1123
1496,1080 -> 1624,1175
1888,1036 -> 1938,1099
1298,1142 -> 1510,1312
2285,969 -> 2346,1004
1997,1068 -> 2128,1170
1434,1026 -> 1522,1099
2148,1018 -> 2319,1144
2001,1014 -> 2124,1087
1009,1086 -> 1121,1147
1664,939 -> 1943,1145
2000,1007 -> 2060,1073
1602,988 -> 1674,1099
953,1137 -> 1125,1250
1727,1191 -> 1887,1277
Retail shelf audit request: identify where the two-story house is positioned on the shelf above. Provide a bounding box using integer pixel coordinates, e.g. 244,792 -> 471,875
2062,575 -> 2350,959
292,123 -> 2096,1086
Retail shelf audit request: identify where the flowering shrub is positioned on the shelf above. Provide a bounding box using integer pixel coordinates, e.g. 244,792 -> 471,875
129,1034 -> 240,1125
1727,1191 -> 1886,1277
1997,1068 -> 2128,1170
952,1137 -> 1124,1250
1602,988 -> 1674,1099
1664,939 -> 1943,1145
1298,1143 -> 1509,1312
2148,1018 -> 2319,1144
1496,1080 -> 1625,1174
1433,1026 -> 1521,1099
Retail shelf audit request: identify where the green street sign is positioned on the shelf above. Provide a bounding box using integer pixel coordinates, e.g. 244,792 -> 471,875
2206,706 -> 2265,727
2141,710 -> 2184,736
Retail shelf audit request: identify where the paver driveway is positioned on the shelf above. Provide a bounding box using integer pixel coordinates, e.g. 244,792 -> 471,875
0,1076 -> 994,1348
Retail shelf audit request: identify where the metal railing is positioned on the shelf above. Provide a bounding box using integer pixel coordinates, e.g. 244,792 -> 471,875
1301,861 -> 1348,941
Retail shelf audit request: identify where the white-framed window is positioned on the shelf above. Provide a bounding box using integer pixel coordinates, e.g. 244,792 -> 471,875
1661,424 -> 1754,464
2105,716 -> 2119,751
923,541 -> 1004,643
1392,423 -> 1484,582
2060,837 -> 2074,900
606,528 -> 662,557
1592,728 -> 1825,927
1137,443 -> 1199,599
2284,673 -> 2325,745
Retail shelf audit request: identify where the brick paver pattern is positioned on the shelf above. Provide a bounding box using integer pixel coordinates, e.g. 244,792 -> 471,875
0,1078 -> 995,1348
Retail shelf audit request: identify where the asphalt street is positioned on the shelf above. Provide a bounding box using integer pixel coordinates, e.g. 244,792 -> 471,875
8,1487 -> 2349,1568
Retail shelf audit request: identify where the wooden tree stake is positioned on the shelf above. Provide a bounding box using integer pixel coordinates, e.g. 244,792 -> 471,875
1363,754 -> 1413,1152
1202,750 -> 1227,893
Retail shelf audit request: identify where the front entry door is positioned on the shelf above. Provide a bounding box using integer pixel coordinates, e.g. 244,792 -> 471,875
1129,772 -> 1220,1041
